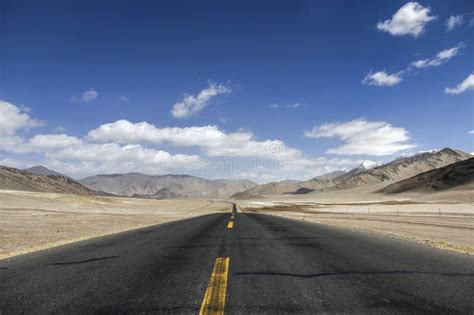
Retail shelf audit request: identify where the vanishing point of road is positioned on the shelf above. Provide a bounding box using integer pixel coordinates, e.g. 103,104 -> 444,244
1,205 -> 473,313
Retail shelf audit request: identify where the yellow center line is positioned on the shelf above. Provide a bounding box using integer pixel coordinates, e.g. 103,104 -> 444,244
230,215 -> 234,219
227,221 -> 234,229
200,257 -> 230,315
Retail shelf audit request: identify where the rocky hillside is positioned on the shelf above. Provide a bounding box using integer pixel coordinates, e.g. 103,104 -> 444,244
232,148 -> 472,199
331,148 -> 472,190
23,165 -> 67,177
80,173 -> 257,199
0,166 -> 100,195
379,158 -> 474,194
232,177 -> 337,199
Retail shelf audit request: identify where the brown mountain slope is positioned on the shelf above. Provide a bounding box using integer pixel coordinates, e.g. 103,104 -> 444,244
23,165 -> 67,177
331,148 -> 472,190
379,158 -> 474,194
231,178 -> 336,199
0,166 -> 100,195
232,148 -> 472,199
80,173 -> 257,199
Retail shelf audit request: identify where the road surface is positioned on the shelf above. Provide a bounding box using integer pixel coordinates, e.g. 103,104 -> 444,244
1,206 -> 473,313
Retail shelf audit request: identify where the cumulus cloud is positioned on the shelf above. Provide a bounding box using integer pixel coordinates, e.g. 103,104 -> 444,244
0,100 -> 44,136
411,44 -> 462,68
0,100 -> 44,152
171,83 -> 231,118
0,100 -> 378,181
446,15 -> 463,31
468,130 -> 474,135
29,134 -> 83,151
362,71 -> 402,86
87,119 -> 302,161
445,73 -> 474,94
305,118 -> 415,156
377,2 -> 436,37
71,89 -> 98,103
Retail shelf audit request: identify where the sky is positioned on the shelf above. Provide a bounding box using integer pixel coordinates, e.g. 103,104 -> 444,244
0,0 -> 473,182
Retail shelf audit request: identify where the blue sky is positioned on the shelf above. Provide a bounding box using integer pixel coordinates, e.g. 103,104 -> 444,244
0,0 -> 473,182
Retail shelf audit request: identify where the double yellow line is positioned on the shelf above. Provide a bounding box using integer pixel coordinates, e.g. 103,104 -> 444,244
199,257 -> 230,315
200,211 -> 236,314
227,213 -> 235,229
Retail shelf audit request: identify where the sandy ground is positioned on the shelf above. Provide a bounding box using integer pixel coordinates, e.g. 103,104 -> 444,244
2,186 -> 472,260
237,189 -> 474,255
0,190 -> 231,260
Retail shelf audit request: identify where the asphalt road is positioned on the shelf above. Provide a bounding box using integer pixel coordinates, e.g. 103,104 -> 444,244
1,206 -> 473,313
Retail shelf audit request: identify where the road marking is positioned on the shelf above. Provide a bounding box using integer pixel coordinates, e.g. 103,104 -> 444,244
230,215 -> 235,219
200,257 -> 230,315
227,221 -> 234,229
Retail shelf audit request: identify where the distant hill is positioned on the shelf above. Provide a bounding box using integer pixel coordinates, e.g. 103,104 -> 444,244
0,166 -> 100,195
232,177 -> 337,199
313,170 -> 346,181
79,173 -> 257,199
232,148 -> 472,199
333,163 -> 372,182
23,165 -> 67,177
331,148 -> 472,190
379,158 -> 474,194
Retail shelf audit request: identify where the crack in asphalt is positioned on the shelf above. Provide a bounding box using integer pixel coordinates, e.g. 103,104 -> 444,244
51,255 -> 119,265
234,270 -> 474,278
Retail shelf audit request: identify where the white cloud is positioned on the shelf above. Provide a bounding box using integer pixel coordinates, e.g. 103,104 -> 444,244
0,100 -> 380,181
287,103 -> 301,108
0,100 -> 44,152
269,103 -> 301,109
446,15 -> 463,31
468,130 -> 474,135
171,83 -> 231,118
87,119 -> 302,161
377,2 -> 436,37
361,160 -> 379,169
365,44 -> 463,86
445,73 -> 474,94
88,120 -> 233,147
305,118 -> 415,156
71,89 -> 98,103
411,44 -> 462,68
29,134 -> 83,151
362,71 -> 402,86
0,100 -> 43,136
119,96 -> 129,103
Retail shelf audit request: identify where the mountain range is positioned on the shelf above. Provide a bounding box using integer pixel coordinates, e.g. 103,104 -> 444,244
79,173 -> 256,199
380,157 -> 474,194
0,147 -> 471,199
232,148 -> 473,199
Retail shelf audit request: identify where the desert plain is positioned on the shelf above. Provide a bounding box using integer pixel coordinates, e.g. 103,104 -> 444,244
1,184 -> 472,260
